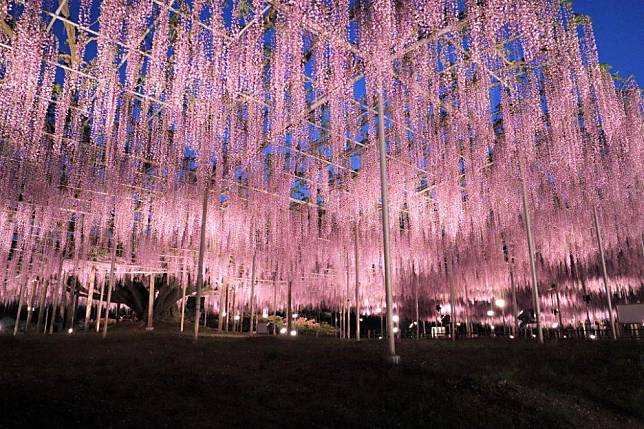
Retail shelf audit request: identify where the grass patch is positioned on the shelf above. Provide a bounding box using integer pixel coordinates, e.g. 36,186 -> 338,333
0,328 -> 642,428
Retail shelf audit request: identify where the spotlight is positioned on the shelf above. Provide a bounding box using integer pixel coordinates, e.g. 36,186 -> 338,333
392,315 -> 400,323
292,313 -> 298,319
589,334 -> 597,340
378,336 -> 383,340
487,310 -> 495,317
375,307 -> 382,314
279,327 -> 287,335
67,328 -> 73,334
393,327 -> 399,334
531,334 -> 537,339
495,299 -> 506,309
289,330 -> 297,336
552,322 -> 559,329
359,318 -> 364,322
509,335 -> 515,339
233,315 -> 240,321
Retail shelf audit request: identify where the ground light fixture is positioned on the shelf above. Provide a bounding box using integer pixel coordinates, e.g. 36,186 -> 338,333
487,310 -> 495,317
279,327 -> 287,335
495,299 -> 506,308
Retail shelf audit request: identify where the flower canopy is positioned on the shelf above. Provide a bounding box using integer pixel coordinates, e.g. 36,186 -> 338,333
0,0 -> 641,327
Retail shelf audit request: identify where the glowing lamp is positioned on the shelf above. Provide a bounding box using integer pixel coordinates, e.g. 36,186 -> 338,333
486,310 -> 495,317
279,327 -> 287,335
494,299 -> 506,308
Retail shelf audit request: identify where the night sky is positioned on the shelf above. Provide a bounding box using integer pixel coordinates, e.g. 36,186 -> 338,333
573,0 -> 644,84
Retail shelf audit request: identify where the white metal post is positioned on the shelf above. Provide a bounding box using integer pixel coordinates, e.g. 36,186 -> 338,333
146,275 -> 155,331
376,91 -> 398,363
84,266 -> 95,331
521,178 -> 543,344
592,206 -> 617,340
354,222 -> 360,341
194,183 -> 210,341
102,235 -> 117,339
509,262 -> 518,337
249,249 -> 257,334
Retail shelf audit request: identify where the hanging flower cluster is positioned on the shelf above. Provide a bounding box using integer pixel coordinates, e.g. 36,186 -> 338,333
0,0 -> 641,325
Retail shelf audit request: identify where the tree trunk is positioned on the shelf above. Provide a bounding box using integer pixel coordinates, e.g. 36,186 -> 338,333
110,276 -> 183,324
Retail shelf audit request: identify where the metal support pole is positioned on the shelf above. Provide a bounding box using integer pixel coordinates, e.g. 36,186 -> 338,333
217,280 -> 224,332
340,301 -> 344,338
224,284 -> 229,332
66,259 -> 79,332
376,91 -> 398,363
354,222 -> 360,341
50,256 -> 65,334
13,276 -> 27,336
592,206 -> 617,340
95,275 -> 105,333
521,178 -> 543,344
509,263 -> 518,336
345,252 -> 350,339
102,235 -> 117,339
193,183 -> 209,341
249,250 -> 257,334
180,266 -> 187,332
24,277 -> 38,333
447,260 -> 456,342
272,273 -> 278,335
146,275 -> 155,331
287,280 -> 292,333
414,278 -> 420,340
36,276 -> 50,333
231,287 -> 237,331
84,266 -> 95,331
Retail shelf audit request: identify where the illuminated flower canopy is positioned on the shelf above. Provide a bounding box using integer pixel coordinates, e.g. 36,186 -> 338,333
0,0 -> 641,328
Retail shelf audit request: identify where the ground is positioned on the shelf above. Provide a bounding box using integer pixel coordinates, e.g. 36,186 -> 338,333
1,325 -> 642,429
